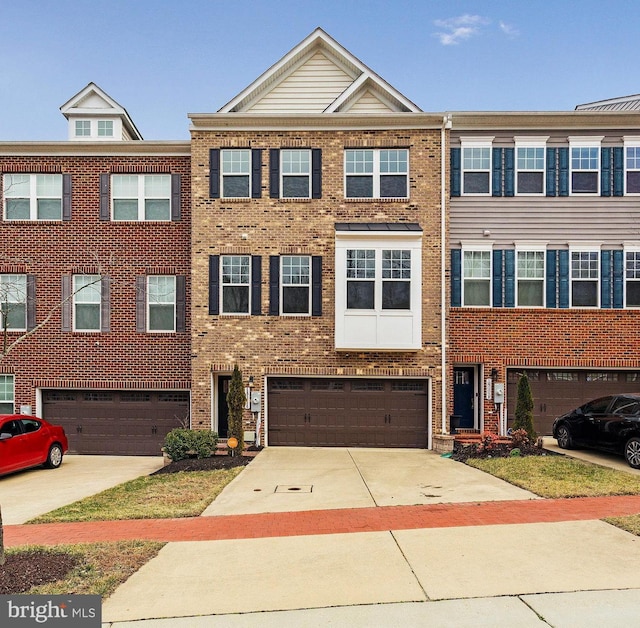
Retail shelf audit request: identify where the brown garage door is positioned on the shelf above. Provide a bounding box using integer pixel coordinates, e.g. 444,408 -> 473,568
42,390 -> 189,455
267,378 -> 428,447
507,370 -> 640,436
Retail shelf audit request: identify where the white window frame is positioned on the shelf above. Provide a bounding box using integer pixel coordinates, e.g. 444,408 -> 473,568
280,255 -> 311,316
624,137 -> 640,195
147,275 -> 176,332
3,173 -> 63,221
281,150 -> 311,199
221,149 -> 251,199
220,255 -> 251,315
461,242 -> 493,307
623,243 -> 640,308
515,243 -> 546,307
569,136 -> 602,196
97,120 -> 114,137
0,274 -> 27,331
73,274 -> 101,332
0,374 -> 14,414
344,149 -> 409,199
75,120 -> 91,137
569,244 -> 600,308
515,136 -> 547,196
461,137 -> 494,196
111,174 -> 171,221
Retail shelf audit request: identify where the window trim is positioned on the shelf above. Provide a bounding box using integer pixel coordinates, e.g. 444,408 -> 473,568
280,255 -> 311,315
147,275 -> 177,333
624,137 -> 640,196
514,136 -> 547,196
460,137 -> 494,196
515,244 -> 546,308
624,244 -> 640,308
75,120 -> 91,137
461,242 -> 493,307
569,136 -> 603,196
0,374 -> 14,414
569,244 -> 600,308
220,254 -> 251,315
111,174 -> 172,222
280,149 -> 311,199
221,148 -> 252,199
344,148 -> 409,199
3,173 -> 63,221
73,274 -> 102,332
0,274 -> 28,331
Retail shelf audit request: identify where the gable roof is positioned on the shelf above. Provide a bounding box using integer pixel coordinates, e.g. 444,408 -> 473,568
575,94 -> 640,112
60,82 -> 143,140
218,28 -> 421,114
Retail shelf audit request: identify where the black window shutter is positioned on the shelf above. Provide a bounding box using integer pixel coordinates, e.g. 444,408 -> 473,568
62,174 -> 72,221
270,149 -> 280,198
209,256 -> 219,315
99,174 -> 110,221
61,275 -> 71,332
450,148 -> 461,197
101,276 -> 110,332
136,276 -> 146,332
209,149 -> 220,198
312,255 -> 322,316
492,147 -> 503,196
26,275 -> 36,331
269,256 -> 280,315
312,149 -> 322,198
171,174 -> 181,221
176,275 -> 186,332
546,148 -> 557,196
251,256 -> 262,315
251,149 -> 262,198
451,250 -> 461,307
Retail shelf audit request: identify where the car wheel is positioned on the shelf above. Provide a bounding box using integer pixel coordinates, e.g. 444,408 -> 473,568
556,424 -> 573,449
625,437 -> 640,469
45,444 -> 63,469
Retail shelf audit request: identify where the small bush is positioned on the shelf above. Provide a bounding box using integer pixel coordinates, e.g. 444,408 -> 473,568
163,429 -> 218,461
510,428 -> 530,449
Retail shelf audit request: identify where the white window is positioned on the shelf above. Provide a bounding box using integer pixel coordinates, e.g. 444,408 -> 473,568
3,174 -> 62,220
73,275 -> 101,331
147,276 -> 176,332
345,149 -> 408,199
75,120 -> 91,137
0,374 -> 14,414
462,250 -> 491,306
569,137 -> 602,195
0,274 -> 27,331
461,138 -> 493,195
221,255 -> 250,314
570,250 -> 599,307
97,120 -> 114,137
281,150 -> 311,198
515,137 -> 547,195
516,250 -> 545,307
221,149 -> 251,198
281,256 -> 311,315
112,175 -> 171,221
625,249 -> 640,307
624,138 -> 640,194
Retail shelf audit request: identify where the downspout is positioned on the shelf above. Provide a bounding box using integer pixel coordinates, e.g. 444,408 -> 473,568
440,114 -> 452,438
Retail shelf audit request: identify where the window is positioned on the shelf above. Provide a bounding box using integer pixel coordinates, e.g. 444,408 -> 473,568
463,250 -> 491,306
3,174 -> 62,220
570,138 -> 602,194
147,276 -> 176,332
221,149 -> 251,198
346,249 -> 375,309
382,249 -> 411,309
345,149 -> 408,198
0,375 -> 13,414
0,274 -> 27,331
281,256 -> 311,314
625,250 -> 640,307
73,275 -> 101,331
281,150 -> 311,198
221,255 -> 250,314
625,144 -> 640,194
75,120 -> 91,137
516,250 -> 545,307
461,142 -> 491,195
515,141 -> 546,195
111,174 -> 171,221
570,250 -> 599,307
97,120 -> 113,137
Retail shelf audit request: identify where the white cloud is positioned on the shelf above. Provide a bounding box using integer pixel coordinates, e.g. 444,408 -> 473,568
499,21 -> 519,38
433,14 -> 490,45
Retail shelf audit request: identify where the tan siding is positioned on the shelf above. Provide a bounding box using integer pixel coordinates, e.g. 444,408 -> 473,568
348,91 -> 394,113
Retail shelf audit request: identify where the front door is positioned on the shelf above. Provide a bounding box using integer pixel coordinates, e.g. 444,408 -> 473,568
453,367 -> 475,429
217,376 -> 231,438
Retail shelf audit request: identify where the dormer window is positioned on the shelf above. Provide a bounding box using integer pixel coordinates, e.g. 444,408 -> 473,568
98,120 -> 113,137
75,121 -> 91,137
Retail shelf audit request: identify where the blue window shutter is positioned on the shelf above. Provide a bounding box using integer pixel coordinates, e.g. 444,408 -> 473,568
251,256 -> 262,316
208,256 -> 219,315
312,256 -> 322,316
251,149 -> 262,199
492,147 -> 503,196
600,250 -> 612,308
558,148 -> 569,197
450,148 -> 461,197
504,148 -> 514,197
601,147 -> 611,197
269,256 -> 280,315
504,250 -> 515,307
546,148 -> 557,196
613,147 -> 624,196
209,149 -> 220,198
492,250 -> 503,307
558,250 -> 569,308
312,149 -> 322,199
451,250 -> 461,307
546,250 -> 557,308
613,250 -> 624,308
269,149 -> 280,198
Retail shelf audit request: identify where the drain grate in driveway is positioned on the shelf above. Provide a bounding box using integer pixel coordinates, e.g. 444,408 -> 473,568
274,485 -> 313,493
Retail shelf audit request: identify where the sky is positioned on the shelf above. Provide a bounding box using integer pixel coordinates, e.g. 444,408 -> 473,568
1,0 -> 639,141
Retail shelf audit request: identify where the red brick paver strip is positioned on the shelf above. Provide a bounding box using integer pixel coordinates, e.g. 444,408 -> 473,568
6,495 -> 640,548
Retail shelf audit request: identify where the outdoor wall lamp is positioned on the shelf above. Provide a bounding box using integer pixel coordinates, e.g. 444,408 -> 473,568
247,376 -> 254,388
490,368 -> 499,380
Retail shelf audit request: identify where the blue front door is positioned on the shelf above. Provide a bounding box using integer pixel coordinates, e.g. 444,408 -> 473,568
453,367 -> 475,429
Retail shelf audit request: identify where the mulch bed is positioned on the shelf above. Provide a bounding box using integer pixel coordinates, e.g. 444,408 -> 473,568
451,441 -> 558,462
152,451 -> 257,474
0,551 -> 79,594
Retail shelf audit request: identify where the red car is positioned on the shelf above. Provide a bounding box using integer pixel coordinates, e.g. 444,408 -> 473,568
0,414 -> 69,476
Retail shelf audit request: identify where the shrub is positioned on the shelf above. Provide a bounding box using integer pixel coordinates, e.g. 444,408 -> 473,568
476,432 -> 498,454
510,428 -> 531,449
513,372 -> 537,441
227,364 -> 246,453
163,428 -> 218,461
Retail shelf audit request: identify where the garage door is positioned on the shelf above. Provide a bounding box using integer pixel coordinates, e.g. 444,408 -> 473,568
267,378 -> 428,447
42,390 -> 189,455
507,370 -> 640,436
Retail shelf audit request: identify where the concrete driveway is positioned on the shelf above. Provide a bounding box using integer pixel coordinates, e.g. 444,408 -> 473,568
0,454 -> 163,524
